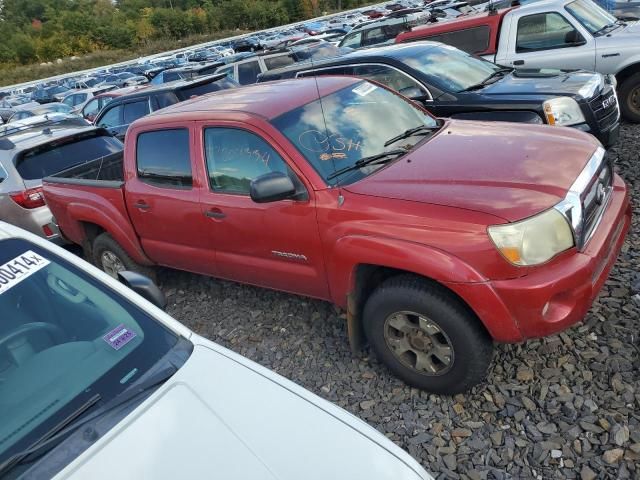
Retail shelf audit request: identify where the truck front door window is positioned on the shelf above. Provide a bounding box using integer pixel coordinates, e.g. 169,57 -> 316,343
516,13 -> 583,52
136,129 -> 192,188
204,128 -> 289,195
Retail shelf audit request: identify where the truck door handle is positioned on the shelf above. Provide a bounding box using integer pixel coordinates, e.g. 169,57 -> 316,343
205,208 -> 226,219
134,201 -> 150,210
513,60 -> 525,66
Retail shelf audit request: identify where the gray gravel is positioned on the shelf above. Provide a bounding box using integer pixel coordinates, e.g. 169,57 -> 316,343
157,122 -> 640,479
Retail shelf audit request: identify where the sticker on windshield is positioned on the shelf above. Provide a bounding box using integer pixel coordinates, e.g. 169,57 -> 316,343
103,324 -> 137,351
352,83 -> 377,97
0,251 -> 50,296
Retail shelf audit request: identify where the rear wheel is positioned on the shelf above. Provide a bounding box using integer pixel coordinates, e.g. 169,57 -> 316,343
92,233 -> 156,281
362,275 -> 493,394
619,73 -> 640,123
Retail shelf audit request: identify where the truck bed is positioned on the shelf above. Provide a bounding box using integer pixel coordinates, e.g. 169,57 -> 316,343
43,151 -> 124,188
42,150 -> 141,252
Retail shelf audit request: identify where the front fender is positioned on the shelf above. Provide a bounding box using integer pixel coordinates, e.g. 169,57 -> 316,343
328,235 -> 487,306
328,235 -> 523,343
64,202 -> 153,266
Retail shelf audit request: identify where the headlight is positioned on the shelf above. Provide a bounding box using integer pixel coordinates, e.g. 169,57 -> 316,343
543,97 -> 586,126
488,209 -> 575,266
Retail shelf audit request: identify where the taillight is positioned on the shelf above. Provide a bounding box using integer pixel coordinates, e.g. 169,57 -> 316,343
9,187 -> 46,209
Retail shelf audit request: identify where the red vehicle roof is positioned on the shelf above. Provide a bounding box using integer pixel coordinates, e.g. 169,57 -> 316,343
395,7 -> 515,56
143,76 -> 360,123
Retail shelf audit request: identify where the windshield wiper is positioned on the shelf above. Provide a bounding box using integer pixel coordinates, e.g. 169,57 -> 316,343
593,22 -> 617,36
460,68 -> 513,92
0,365 -> 177,476
384,124 -> 441,147
0,394 -> 102,476
327,149 -> 407,181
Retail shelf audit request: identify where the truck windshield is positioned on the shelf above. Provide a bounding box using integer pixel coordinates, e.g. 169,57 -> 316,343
15,133 -> 122,180
272,80 -> 438,185
0,237 -> 180,468
396,44 -> 503,93
566,0 -> 618,35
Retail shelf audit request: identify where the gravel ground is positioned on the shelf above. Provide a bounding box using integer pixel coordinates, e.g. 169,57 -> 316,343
157,122 -> 640,480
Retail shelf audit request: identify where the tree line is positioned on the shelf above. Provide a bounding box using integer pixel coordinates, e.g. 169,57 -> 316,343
0,0 -> 371,66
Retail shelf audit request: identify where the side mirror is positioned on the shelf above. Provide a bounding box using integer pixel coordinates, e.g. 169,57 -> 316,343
250,171 -> 296,203
117,271 -> 167,310
399,86 -> 428,101
565,30 -> 586,46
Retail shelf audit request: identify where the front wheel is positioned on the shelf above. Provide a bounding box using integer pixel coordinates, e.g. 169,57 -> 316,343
618,72 -> 640,123
92,233 -> 156,281
362,275 -> 493,394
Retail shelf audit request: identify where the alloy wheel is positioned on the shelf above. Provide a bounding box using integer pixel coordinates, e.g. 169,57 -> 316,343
383,311 -> 454,375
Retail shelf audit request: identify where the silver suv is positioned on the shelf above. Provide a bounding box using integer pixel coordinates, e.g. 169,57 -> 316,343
0,116 -> 123,243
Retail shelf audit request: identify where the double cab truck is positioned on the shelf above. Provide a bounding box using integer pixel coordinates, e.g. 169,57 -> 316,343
43,77 -> 631,394
396,0 -> 640,122
259,42 -> 621,146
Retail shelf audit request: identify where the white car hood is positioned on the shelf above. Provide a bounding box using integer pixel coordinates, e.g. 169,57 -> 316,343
55,339 -> 431,480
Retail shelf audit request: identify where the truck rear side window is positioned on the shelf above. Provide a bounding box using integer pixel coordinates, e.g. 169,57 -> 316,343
15,134 -> 123,181
136,129 -> 192,188
420,26 -> 490,54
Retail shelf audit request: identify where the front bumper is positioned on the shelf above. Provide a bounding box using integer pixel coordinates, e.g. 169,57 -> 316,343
449,174 -> 631,342
574,120 -> 620,148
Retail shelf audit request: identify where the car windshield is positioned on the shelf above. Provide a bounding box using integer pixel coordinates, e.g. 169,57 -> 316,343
398,44 -> 503,92
0,237 -> 179,466
272,80 -> 437,185
566,0 -> 618,34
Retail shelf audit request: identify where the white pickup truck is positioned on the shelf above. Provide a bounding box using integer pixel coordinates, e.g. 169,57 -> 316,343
396,0 -> 640,122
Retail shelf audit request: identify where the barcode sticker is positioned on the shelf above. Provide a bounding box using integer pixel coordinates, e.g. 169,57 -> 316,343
0,251 -> 50,296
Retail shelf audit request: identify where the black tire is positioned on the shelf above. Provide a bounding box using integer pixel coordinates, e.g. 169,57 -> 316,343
362,275 -> 493,394
92,233 -> 156,281
618,73 -> 640,123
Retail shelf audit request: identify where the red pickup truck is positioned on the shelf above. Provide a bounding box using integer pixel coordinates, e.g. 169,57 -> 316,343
43,77 -> 631,394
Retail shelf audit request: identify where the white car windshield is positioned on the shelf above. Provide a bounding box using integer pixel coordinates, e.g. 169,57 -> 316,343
0,238 -> 179,469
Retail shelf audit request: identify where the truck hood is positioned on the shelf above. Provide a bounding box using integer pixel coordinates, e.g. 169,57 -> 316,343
478,69 -> 602,98
56,340 -> 430,480
346,120 -> 599,222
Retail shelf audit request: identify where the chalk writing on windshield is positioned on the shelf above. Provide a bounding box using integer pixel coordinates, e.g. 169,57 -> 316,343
298,130 -> 362,155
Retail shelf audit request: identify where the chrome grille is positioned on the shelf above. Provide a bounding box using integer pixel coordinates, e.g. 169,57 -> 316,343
581,159 -> 613,244
589,88 -> 619,130
555,148 -> 612,250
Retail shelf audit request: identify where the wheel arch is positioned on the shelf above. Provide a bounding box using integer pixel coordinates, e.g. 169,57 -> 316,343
328,236 -> 493,351
615,61 -> 640,86
62,201 -> 153,267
